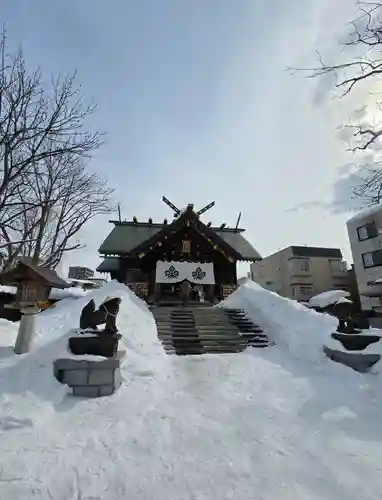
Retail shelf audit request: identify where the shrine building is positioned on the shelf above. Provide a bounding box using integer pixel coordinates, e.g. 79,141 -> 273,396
97,197 -> 262,303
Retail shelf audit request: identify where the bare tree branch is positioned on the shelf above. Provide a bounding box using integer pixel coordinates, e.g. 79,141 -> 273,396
0,31 -> 113,270
291,1 -> 382,206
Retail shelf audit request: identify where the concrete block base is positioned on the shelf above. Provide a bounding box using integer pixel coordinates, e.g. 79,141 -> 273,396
53,351 -> 125,398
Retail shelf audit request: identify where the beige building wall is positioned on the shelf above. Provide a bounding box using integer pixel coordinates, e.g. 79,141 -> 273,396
347,206 -> 382,311
250,250 -> 285,295
250,246 -> 349,301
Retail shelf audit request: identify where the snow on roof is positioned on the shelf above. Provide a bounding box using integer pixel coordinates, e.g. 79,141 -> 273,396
335,297 -> 353,304
346,203 -> 382,225
49,287 -> 87,300
66,278 -> 93,284
308,290 -> 351,309
0,284 -> 86,300
0,285 -> 16,295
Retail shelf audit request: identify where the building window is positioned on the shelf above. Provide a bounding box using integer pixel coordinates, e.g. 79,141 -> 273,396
299,285 -> 313,296
329,259 -> 347,275
290,258 -> 310,273
362,249 -> 382,268
357,222 -> 378,241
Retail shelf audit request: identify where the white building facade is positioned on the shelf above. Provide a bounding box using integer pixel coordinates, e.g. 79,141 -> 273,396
346,205 -> 382,311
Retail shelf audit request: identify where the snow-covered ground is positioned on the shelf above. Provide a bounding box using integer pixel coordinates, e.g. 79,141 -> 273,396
0,280 -> 382,499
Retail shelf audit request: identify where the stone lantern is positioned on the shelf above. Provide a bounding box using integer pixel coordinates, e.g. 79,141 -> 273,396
0,262 -> 69,353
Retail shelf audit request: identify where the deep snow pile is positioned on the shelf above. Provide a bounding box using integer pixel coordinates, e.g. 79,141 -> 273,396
1,280 -> 382,499
0,281 -> 165,424
219,280 -> 338,363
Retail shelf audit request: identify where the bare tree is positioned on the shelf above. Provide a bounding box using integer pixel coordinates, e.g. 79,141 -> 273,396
292,1 -> 382,205
2,150 -> 112,269
0,31 -> 112,269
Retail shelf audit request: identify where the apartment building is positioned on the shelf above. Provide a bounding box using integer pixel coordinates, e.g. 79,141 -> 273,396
347,204 -> 382,312
68,266 -> 94,280
250,246 -> 349,301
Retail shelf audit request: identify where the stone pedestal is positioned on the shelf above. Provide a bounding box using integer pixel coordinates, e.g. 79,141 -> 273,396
14,312 -> 37,354
53,351 -> 125,398
323,345 -> 380,373
68,333 -> 121,358
323,328 -> 381,372
331,332 -> 380,351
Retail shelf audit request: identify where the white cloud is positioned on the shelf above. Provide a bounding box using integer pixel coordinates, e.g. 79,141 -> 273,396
66,0 -> 366,273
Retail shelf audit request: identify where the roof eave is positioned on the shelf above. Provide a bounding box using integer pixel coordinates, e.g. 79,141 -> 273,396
238,257 -> 262,262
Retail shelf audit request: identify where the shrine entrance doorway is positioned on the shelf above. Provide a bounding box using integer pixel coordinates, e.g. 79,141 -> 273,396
154,261 -> 215,303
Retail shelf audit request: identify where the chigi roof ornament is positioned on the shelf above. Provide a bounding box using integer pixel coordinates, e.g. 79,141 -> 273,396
162,196 -> 215,218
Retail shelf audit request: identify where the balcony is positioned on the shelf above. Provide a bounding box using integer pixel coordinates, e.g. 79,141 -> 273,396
288,258 -> 312,277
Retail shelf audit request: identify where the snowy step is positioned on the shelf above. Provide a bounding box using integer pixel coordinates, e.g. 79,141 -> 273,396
159,328 -> 242,335
157,328 -> 266,338
158,323 -> 240,330
170,318 -> 195,323
241,334 -> 268,341
159,339 -> 247,346
154,305 -> 272,355
195,326 -> 239,332
192,310 -> 227,314
161,337 -> 254,344
164,347 -> 245,355
158,331 -> 246,340
166,351 -> 243,356
162,340 -> 248,347
194,321 -> 236,328
193,315 -> 231,320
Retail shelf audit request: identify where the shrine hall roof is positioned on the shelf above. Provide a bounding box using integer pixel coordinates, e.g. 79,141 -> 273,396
98,221 -> 262,262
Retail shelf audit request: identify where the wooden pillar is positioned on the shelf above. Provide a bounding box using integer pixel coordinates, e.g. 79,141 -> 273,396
155,282 -> 161,301
207,284 -> 214,302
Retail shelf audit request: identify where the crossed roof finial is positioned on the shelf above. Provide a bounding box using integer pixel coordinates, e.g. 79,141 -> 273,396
162,196 -> 215,217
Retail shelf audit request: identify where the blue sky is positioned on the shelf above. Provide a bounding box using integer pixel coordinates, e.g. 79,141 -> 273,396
3,0 -> 363,276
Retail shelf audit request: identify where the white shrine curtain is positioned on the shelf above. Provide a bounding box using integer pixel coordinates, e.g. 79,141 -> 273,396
155,261 -> 215,284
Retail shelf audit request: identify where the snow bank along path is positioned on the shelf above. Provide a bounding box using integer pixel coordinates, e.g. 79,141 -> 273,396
219,280 -> 338,363
0,281 -> 382,499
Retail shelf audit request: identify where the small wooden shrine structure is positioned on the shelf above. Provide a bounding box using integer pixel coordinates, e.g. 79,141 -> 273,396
97,197 -> 262,302
0,261 -> 69,309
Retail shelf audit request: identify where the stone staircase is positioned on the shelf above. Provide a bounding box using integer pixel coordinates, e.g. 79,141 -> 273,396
152,305 -> 272,356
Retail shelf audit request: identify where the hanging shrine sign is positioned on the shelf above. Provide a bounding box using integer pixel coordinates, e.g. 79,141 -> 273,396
155,261 -> 215,284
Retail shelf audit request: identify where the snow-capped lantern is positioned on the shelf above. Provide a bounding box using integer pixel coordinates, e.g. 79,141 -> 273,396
0,261 -> 69,312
